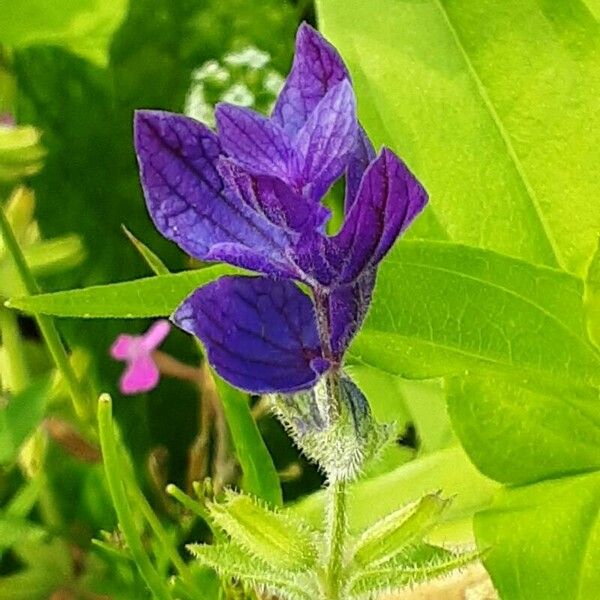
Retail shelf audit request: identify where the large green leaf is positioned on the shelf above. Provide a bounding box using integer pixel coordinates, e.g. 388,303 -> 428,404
447,376 -> 600,485
317,0 -> 600,275
0,0 -> 127,65
475,471 -> 600,600
349,241 -> 600,390
7,265 -> 240,318
585,237 -> 600,349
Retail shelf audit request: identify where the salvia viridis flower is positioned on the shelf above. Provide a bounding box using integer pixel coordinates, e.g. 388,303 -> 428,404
134,24 -> 427,394
110,320 -> 171,394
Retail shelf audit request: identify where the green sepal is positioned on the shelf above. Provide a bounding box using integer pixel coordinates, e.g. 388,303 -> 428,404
188,542 -> 318,600
206,490 -> 319,570
270,372 -> 394,482
350,493 -> 450,568
348,544 -> 479,598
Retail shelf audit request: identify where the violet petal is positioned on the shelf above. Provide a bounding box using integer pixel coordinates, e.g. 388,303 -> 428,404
272,23 -> 349,137
134,110 -> 295,278
345,127 -> 376,212
219,158 -> 330,233
173,276 -> 329,393
215,104 -> 295,182
328,269 -> 377,357
330,148 -> 428,283
296,80 -> 357,200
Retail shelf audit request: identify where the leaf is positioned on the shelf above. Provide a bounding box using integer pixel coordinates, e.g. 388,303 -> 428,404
0,516 -> 47,551
213,375 -> 283,507
0,0 -> 127,65
188,543 -> 317,600
349,241 -> 600,390
0,235 -> 86,297
0,379 -> 49,464
317,0 -> 600,275
295,445 -> 500,545
447,375 -> 600,485
7,264 -> 241,318
348,546 -> 479,598
207,490 -> 317,570
122,226 -> 169,276
348,366 -> 454,454
584,237 -> 600,348
350,493 -> 449,568
475,471 -> 600,600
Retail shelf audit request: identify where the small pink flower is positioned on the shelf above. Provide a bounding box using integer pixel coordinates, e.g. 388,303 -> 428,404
110,320 -> 171,395
0,113 -> 16,128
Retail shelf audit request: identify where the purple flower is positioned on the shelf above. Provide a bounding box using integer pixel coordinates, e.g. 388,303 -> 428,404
110,320 -> 171,394
134,24 -> 427,394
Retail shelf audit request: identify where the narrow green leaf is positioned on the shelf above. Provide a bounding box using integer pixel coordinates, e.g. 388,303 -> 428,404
447,375 -> 600,486
0,379 -> 49,464
7,264 -> 241,318
475,471 -> 600,600
207,491 -> 317,570
351,493 -> 449,568
188,542 -> 317,600
214,374 -> 283,507
97,394 -> 173,600
349,241 -> 600,390
122,226 -> 169,276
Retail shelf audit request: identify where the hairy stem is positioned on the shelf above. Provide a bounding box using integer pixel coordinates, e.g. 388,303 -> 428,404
324,477 -> 348,600
312,289 -> 349,599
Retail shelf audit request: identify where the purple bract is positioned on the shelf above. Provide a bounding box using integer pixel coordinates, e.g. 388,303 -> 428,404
134,24 -> 427,394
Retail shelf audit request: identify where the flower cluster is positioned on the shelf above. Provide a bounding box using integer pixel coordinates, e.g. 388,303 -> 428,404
134,24 -> 427,394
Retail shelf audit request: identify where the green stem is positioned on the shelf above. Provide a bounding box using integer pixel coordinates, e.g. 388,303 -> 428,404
98,394 -> 172,600
324,478 -> 348,600
0,305 -> 29,392
0,203 -> 89,419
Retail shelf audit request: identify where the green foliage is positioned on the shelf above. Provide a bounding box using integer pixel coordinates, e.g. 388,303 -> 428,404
189,484 -> 475,600
318,1 -> 600,595
447,376 -> 600,485
317,0 -> 600,276
0,378 -> 49,464
351,494 -> 449,568
585,237 -> 600,348
206,490 -> 319,569
475,471 -> 600,599
0,125 -> 45,181
0,0 -> 127,65
8,264 -> 241,317
214,375 -> 283,507
350,240 -> 600,391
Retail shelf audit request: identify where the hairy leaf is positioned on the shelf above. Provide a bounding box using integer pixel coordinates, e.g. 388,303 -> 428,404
207,491 -> 318,570
189,542 -> 317,600
351,493 -> 449,568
